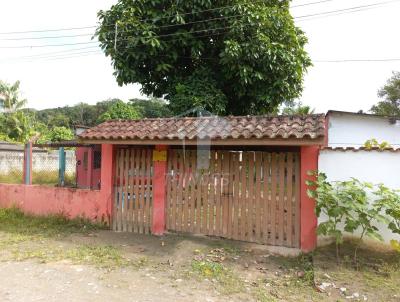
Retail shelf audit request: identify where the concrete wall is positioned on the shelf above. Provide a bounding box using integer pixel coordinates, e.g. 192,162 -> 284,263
327,112 -> 400,148
319,149 -> 400,243
0,150 -> 75,173
0,184 -> 109,223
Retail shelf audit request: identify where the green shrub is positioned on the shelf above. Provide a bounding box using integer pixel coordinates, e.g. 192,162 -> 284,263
307,172 -> 400,262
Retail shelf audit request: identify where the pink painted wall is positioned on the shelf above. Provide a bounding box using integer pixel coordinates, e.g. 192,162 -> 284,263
0,144 -> 115,225
0,184 -> 108,223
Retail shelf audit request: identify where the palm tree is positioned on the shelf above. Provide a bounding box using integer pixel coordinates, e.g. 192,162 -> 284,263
0,80 -> 27,113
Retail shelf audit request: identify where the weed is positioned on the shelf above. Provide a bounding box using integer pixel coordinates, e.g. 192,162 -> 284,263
10,244 -> 137,269
0,207 -> 106,237
191,260 -> 244,294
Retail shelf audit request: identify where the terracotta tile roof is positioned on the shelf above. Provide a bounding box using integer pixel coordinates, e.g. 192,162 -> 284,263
79,114 -> 326,141
322,146 -> 400,152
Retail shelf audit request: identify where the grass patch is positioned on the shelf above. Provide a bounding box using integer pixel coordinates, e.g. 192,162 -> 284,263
191,259 -> 244,294
0,169 -> 75,186
0,169 -> 23,184
10,244 -> 139,269
0,207 -> 105,238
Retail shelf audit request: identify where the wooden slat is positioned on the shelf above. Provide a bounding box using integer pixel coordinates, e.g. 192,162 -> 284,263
171,150 -> 178,231
133,149 -> 141,233
247,152 -> 256,241
277,153 -> 286,245
270,153 -> 278,245
166,150 -> 172,230
201,153 -> 210,235
254,152 -> 262,242
181,151 -> 189,232
122,149 -> 129,232
117,149 -> 125,232
214,151 -> 222,236
112,149 -> 120,231
232,152 -> 240,240
227,152 -> 234,238
240,152 -> 248,241
127,149 -> 134,232
177,151 -> 185,232
294,154 -> 301,248
221,151 -> 229,236
286,153 -> 294,247
208,151 -> 216,236
190,150 -> 197,233
144,149 -> 152,234
262,153 -> 270,244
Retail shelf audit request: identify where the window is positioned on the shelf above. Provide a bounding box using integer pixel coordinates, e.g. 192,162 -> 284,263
93,151 -> 101,169
83,151 -> 88,171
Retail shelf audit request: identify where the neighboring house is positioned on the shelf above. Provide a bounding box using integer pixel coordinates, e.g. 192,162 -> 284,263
326,110 -> 400,148
320,110 -> 400,243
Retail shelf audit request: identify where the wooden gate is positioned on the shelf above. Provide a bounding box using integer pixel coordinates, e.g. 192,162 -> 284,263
166,149 -> 300,248
113,148 -> 153,233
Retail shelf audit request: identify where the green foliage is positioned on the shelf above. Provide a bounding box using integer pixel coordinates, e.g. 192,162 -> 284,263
364,138 -> 392,150
281,101 -> 315,115
0,80 -> 27,112
47,126 -> 74,142
130,98 -> 172,118
371,71 -> 400,117
96,0 -> 311,115
97,100 -> 141,123
167,68 -> 228,115
307,173 -> 400,261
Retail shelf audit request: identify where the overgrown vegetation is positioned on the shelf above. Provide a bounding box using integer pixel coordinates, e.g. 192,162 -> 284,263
307,172 -> 400,263
0,207 -> 105,237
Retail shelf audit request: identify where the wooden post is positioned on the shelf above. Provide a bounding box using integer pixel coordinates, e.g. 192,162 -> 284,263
58,147 -> 66,187
152,145 -> 168,235
300,146 -> 319,252
23,142 -> 32,185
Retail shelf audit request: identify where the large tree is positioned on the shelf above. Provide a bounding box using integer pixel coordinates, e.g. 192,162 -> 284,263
371,72 -> 400,117
96,0 -> 311,115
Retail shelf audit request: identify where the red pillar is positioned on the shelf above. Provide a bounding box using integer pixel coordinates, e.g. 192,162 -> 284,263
300,146 -> 319,252
152,145 -> 168,236
100,144 -> 115,224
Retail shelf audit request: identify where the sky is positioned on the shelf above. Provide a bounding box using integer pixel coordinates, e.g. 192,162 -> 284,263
0,0 -> 399,113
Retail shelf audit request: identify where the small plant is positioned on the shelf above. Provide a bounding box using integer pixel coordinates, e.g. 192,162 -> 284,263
307,173 -> 399,263
364,138 -> 392,150
306,172 -> 350,261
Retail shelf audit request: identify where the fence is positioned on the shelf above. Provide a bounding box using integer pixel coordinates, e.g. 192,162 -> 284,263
0,150 -> 24,184
0,146 -> 76,186
32,149 -> 76,186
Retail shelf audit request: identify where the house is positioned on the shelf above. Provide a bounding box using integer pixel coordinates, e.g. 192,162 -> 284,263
76,114 -> 326,251
0,114 -> 326,252
326,110 -> 400,148
320,110 -> 400,243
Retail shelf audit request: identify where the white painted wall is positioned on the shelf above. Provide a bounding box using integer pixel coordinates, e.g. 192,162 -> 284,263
328,112 -> 400,148
318,149 -> 400,243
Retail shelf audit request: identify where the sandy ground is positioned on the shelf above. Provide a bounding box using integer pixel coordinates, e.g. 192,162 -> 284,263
0,261 -> 230,302
0,231 -> 399,302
